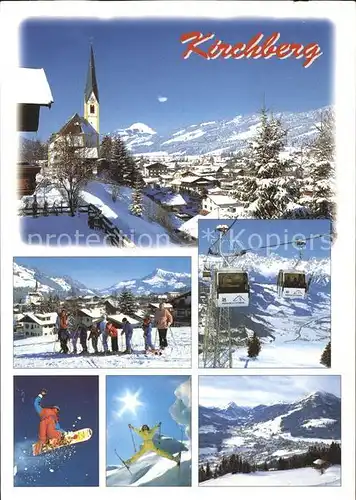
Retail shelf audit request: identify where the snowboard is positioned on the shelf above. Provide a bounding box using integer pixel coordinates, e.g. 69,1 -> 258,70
32,428 -> 92,456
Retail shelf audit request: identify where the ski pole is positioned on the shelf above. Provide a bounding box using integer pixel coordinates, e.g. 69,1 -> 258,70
129,427 -> 137,452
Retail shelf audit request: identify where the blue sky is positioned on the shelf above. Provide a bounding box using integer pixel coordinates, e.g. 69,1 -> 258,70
199,375 -> 341,408
199,219 -> 331,258
14,256 -> 191,289
14,375 -> 99,487
106,375 -> 190,465
21,19 -> 332,141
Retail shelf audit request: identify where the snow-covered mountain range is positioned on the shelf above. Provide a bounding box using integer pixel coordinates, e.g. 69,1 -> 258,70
13,262 -> 94,297
13,262 -> 191,300
99,268 -> 191,296
199,391 -> 341,465
112,106 -> 329,156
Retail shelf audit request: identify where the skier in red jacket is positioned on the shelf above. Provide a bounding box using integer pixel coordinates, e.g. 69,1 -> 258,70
33,389 -> 67,456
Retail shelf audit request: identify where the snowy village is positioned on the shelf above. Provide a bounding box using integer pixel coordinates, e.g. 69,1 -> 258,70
17,36 -> 335,248
13,257 -> 192,368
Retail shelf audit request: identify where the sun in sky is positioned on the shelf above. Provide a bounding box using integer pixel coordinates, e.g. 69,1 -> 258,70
116,389 -> 144,418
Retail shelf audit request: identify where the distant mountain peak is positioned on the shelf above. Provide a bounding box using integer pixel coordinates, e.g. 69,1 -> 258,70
126,122 -> 156,135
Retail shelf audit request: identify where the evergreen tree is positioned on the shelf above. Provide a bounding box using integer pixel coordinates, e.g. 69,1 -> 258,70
242,107 -> 297,218
129,163 -> 145,217
320,341 -> 331,368
100,135 -> 114,162
118,287 -> 137,316
205,462 -> 212,480
110,137 -> 131,184
247,332 -> 262,359
300,110 -> 335,220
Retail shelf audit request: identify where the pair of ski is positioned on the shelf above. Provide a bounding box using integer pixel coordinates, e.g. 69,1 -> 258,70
114,449 -> 181,475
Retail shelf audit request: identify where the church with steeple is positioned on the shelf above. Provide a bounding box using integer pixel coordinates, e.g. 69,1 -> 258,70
48,43 -> 101,170
84,44 -> 100,135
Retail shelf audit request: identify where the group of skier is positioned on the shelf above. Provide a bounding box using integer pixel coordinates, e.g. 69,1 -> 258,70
56,303 -> 174,356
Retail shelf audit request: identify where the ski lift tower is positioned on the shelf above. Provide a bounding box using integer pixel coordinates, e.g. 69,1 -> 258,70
201,224 -> 234,368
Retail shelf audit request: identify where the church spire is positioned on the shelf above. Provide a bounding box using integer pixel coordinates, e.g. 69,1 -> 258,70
85,43 -> 99,104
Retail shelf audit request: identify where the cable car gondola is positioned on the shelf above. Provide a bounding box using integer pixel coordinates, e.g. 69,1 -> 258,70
277,270 -> 308,298
214,268 -> 250,307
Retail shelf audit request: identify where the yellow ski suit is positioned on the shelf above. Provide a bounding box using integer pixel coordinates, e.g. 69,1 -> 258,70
125,424 -> 178,465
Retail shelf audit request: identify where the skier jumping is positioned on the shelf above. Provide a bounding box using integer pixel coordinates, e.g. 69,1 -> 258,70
33,389 -> 68,456
124,423 -> 180,466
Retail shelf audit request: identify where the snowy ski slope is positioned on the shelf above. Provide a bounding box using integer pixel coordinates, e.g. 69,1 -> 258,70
13,327 -> 191,368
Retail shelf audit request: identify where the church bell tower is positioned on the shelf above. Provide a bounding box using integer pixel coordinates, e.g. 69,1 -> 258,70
84,43 -> 100,135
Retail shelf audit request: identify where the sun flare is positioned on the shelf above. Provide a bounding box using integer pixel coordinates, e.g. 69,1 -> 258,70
117,390 -> 143,418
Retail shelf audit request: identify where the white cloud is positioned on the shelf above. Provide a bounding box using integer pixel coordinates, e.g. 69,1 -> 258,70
157,96 -> 168,103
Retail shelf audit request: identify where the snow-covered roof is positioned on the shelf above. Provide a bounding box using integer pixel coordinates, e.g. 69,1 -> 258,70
149,303 -> 173,309
178,210 -> 221,239
206,194 -> 240,206
170,179 -> 182,185
143,177 -> 160,183
21,312 -> 57,326
160,193 -> 187,206
79,308 -> 103,318
207,187 -> 223,194
107,314 -> 139,325
14,68 -> 53,105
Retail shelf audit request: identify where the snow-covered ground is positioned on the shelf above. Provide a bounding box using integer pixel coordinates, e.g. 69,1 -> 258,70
20,182 -> 182,247
107,447 -> 191,487
13,327 -> 191,368
200,465 -> 341,487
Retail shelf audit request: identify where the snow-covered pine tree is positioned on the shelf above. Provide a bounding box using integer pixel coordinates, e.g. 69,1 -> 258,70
100,135 -> 113,162
242,107 -> 297,218
118,288 -> 137,316
110,137 -> 130,184
129,162 -> 145,217
247,332 -> 262,359
320,341 -> 331,368
300,110 -> 335,220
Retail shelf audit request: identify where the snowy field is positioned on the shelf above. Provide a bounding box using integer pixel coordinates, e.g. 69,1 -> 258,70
200,465 -> 341,487
20,182 -> 184,247
13,327 -> 191,368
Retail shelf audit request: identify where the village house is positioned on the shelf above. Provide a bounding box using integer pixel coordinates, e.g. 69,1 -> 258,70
77,307 -> 104,327
20,312 -> 57,337
169,291 -> 191,326
144,162 -> 170,177
177,176 -> 219,195
15,67 -> 53,196
202,194 -> 242,215
25,289 -> 44,306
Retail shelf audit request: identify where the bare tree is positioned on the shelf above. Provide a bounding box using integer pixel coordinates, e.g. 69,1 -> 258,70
51,135 -> 94,216
20,138 -> 48,163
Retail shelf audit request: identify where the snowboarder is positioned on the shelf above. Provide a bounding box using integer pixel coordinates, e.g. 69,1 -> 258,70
99,315 -> 109,354
107,322 -> 119,353
121,318 -> 133,354
154,303 -> 173,350
58,309 -> 70,354
88,323 -> 100,354
142,315 -> 157,353
124,423 -> 180,466
79,324 -> 88,354
33,388 -> 68,456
